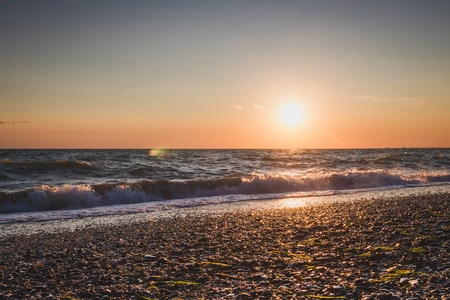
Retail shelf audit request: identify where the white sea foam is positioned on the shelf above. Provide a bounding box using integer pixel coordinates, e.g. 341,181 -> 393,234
1,170 -> 449,216
0,184 -> 448,225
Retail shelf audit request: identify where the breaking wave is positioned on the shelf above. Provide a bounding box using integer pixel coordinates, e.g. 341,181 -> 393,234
1,170 -> 449,214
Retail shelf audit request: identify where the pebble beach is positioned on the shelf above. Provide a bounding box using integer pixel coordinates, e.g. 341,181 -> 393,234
1,192 -> 449,300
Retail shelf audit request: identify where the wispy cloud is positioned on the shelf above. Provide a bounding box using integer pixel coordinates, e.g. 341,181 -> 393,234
0,120 -> 32,125
354,96 -> 419,102
353,96 -> 423,102
352,96 -> 430,108
233,104 -> 264,110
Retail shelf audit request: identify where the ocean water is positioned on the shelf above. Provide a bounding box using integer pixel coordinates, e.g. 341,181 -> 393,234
1,148 -> 449,223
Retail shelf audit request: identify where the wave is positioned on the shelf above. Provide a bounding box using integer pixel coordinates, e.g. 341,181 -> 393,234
374,155 -> 403,162
1,170 -> 449,214
0,159 -> 94,170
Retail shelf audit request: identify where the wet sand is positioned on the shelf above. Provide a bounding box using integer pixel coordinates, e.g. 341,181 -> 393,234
1,192 -> 449,299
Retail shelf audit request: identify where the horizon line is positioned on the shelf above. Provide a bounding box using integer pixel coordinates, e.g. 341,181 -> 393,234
0,147 -> 448,150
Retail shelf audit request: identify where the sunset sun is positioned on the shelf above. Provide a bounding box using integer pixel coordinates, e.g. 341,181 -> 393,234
279,103 -> 304,127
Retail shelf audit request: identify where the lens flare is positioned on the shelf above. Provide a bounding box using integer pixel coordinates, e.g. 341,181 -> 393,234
149,149 -> 166,157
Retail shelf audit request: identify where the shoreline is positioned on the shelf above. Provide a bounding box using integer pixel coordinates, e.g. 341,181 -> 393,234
1,191 -> 449,299
1,184 -> 448,238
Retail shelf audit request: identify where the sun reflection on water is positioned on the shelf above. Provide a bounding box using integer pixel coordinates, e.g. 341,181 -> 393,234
280,197 -> 307,208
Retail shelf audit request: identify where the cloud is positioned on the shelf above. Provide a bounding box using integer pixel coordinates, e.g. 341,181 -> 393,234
352,96 -> 430,108
0,120 -> 32,125
233,104 -> 264,110
354,96 -> 419,102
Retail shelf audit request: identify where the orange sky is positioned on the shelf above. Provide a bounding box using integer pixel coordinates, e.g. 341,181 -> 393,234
1,1 -> 449,148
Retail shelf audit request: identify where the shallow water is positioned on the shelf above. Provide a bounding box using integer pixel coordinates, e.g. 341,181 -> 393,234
0,184 -> 448,237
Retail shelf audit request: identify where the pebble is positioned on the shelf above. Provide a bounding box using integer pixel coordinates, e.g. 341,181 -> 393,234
236,293 -> 252,300
410,279 -> 419,286
399,277 -> 409,284
0,192 -> 448,299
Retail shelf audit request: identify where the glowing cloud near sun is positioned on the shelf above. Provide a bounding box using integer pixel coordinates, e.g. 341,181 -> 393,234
279,102 -> 304,127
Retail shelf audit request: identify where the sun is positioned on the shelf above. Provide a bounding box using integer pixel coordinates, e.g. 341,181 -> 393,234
279,103 -> 304,127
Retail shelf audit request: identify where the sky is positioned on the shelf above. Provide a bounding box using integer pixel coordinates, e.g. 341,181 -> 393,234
1,0 -> 449,149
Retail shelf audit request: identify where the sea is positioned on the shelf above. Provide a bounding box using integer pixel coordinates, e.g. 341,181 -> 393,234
0,148 -> 449,224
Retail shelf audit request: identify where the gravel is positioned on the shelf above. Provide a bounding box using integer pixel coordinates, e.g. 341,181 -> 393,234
0,192 -> 449,299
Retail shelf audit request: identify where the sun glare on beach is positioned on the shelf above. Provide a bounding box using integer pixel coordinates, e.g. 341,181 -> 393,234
279,103 -> 304,127
281,197 -> 307,208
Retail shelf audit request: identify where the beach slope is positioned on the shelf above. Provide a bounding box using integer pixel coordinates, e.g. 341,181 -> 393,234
1,193 -> 449,299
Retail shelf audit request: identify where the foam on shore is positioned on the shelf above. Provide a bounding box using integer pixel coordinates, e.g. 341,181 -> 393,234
1,184 -> 448,237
